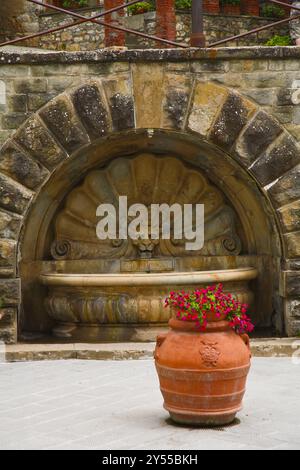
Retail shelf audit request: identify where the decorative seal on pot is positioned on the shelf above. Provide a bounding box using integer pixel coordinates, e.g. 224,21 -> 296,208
199,341 -> 221,368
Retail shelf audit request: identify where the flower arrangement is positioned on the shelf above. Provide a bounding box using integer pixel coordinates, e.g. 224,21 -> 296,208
165,283 -> 254,334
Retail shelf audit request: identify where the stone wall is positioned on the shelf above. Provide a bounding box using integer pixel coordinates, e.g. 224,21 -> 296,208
0,0 -> 41,46
38,10 -> 290,51
0,47 -> 300,342
1,48 -> 300,148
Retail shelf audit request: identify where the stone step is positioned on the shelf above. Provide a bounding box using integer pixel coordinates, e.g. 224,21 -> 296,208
2,338 -> 300,362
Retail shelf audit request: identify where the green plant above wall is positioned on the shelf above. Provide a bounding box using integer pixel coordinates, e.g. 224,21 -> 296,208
266,35 -> 292,46
63,0 -> 88,7
127,2 -> 155,15
220,0 -> 241,5
175,0 -> 192,9
261,3 -> 285,18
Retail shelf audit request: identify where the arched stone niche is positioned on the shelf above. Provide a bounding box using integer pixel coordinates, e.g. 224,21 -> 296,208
0,76 -> 299,343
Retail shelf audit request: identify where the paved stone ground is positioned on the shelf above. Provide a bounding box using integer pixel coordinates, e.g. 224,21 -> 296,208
0,358 -> 299,450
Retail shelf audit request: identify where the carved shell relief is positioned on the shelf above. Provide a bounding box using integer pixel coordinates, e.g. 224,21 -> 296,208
51,154 -> 242,260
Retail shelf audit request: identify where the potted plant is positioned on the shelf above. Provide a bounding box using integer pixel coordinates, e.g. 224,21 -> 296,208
221,0 -> 241,16
155,283 -> 254,426
204,0 -> 220,15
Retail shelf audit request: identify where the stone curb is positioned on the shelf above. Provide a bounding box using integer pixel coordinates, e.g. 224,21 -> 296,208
3,338 -> 300,362
1,46 -> 300,65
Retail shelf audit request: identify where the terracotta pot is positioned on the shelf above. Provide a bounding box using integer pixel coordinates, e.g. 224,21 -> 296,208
222,4 -> 241,16
204,0 -> 220,15
155,313 -> 251,426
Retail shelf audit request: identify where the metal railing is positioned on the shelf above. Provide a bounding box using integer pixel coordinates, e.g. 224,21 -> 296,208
0,0 -> 299,50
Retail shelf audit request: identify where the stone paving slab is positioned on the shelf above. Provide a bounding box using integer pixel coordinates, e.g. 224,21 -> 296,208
0,358 -> 299,450
3,338 -> 300,362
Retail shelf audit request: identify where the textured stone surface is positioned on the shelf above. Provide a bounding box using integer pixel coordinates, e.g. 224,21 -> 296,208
14,116 -> 67,171
0,209 -> 22,240
235,111 -> 283,167
39,96 -> 90,154
188,81 -> 228,137
278,201 -> 300,233
0,308 -> 15,324
283,271 -> 300,297
0,239 -> 16,270
0,143 -> 49,190
164,89 -> 189,129
132,63 -> 165,128
109,93 -> 134,132
284,232 -> 300,258
268,164 -> 300,208
251,134 -> 300,187
72,84 -> 110,140
210,93 -> 256,150
0,279 -> 20,306
0,173 -> 32,215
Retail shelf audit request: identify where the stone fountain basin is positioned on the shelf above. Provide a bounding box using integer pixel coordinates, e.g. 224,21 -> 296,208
40,268 -> 258,329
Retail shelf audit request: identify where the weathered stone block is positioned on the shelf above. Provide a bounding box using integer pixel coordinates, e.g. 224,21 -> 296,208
278,201 -> 300,233
288,299 -> 300,318
188,81 -> 228,137
251,134 -> 300,187
0,308 -> 15,324
244,88 -> 277,106
14,116 -> 67,171
283,312 -> 300,337
102,75 -> 134,132
0,173 -> 32,215
163,89 -> 189,130
110,93 -> 134,132
0,323 -> 17,344
72,84 -> 110,139
0,143 -> 49,190
0,279 -> 20,306
268,164 -> 300,208
14,78 -> 47,94
162,74 -> 191,130
284,232 -> 300,258
7,95 -> 27,113
27,93 -> 56,112
1,113 -> 28,130
0,239 -> 16,270
210,92 -> 256,150
131,63 -> 164,128
0,209 -> 22,240
39,96 -> 90,154
234,111 -> 282,167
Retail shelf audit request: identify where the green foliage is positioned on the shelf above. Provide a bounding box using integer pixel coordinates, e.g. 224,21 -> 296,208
127,2 -> 155,15
175,0 -> 192,10
63,0 -> 88,7
266,35 -> 292,46
220,0 -> 241,5
261,3 -> 285,18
